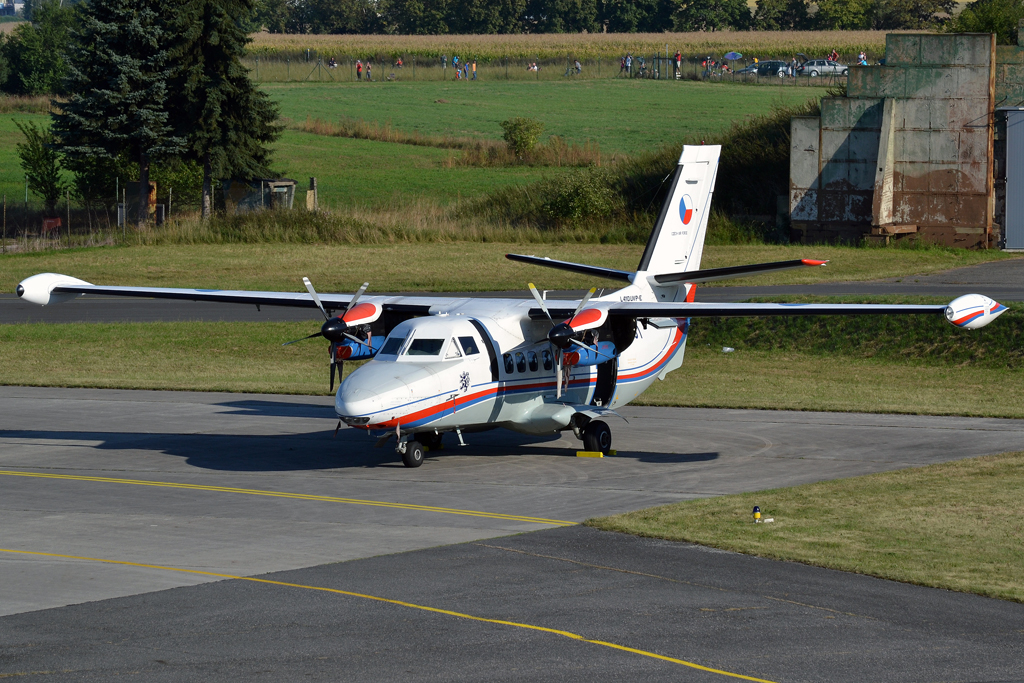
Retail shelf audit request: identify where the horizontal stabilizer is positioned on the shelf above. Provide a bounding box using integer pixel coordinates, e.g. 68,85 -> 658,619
506,254 -> 633,283
652,259 -> 827,285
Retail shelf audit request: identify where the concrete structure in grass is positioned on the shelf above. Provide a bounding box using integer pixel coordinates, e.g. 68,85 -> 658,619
789,29 -> 1024,249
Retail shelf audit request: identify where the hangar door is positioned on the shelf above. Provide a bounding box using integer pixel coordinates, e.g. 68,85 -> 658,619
1005,109 -> 1024,249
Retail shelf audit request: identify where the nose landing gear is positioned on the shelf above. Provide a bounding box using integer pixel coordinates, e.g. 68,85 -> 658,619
398,440 -> 425,468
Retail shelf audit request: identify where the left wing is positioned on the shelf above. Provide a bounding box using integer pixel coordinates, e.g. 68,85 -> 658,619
16,272 -> 442,315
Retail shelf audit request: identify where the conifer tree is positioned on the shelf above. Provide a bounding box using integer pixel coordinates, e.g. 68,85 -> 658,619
170,0 -> 281,219
53,0 -> 183,228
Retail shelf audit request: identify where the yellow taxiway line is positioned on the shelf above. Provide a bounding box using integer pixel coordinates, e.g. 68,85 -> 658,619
0,547 -> 778,682
0,469 -> 574,526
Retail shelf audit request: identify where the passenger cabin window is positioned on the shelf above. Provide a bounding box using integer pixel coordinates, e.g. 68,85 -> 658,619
503,353 -> 514,374
380,337 -> 405,355
445,338 -> 462,359
542,349 -> 553,370
407,338 -> 444,356
528,352 -> 538,372
515,352 -> 526,373
458,336 -> 480,355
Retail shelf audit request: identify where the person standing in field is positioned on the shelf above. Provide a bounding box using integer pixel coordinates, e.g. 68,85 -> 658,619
574,59 -> 581,75
366,61 -> 372,81
472,60 -> 477,80
674,51 -> 682,78
625,53 -> 632,77
356,59 -> 362,80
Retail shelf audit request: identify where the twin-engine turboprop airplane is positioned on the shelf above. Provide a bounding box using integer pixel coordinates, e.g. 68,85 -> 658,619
17,146 -> 1008,467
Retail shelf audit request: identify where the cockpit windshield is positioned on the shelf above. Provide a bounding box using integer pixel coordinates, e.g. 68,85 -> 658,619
406,338 -> 444,356
380,337 -> 405,355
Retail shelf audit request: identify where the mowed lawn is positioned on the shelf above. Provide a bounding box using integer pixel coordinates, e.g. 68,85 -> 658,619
268,79 -> 830,155
2,80 -> 826,211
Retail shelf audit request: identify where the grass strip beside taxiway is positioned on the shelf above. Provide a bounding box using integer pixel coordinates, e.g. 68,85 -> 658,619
587,451 -> 1024,602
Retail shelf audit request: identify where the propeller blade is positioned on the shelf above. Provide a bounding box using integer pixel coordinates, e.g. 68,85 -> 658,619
282,332 -> 323,346
345,282 -> 369,314
570,287 -> 597,321
528,283 -> 555,325
303,277 -> 329,321
343,332 -> 373,349
330,356 -> 336,393
555,348 -> 562,399
568,337 -> 616,360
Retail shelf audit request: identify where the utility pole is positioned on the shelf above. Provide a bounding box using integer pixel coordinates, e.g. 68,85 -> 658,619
66,189 -> 71,247
3,194 -> 6,254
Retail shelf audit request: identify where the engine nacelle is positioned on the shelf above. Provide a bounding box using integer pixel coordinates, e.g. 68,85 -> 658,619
16,273 -> 93,306
945,294 -> 1008,330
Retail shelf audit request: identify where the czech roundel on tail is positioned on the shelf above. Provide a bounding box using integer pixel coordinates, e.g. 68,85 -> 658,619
16,146 -> 1009,467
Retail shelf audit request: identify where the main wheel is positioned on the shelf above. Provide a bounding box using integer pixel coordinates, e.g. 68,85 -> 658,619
583,420 -> 612,455
402,441 -> 425,468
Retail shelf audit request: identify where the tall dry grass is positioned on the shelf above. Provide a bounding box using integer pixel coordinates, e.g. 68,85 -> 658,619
249,30 -> 888,61
0,94 -> 57,114
298,116 -> 607,167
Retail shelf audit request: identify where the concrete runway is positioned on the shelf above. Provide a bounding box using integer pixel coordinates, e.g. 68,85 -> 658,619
2,386 -> 1023,680
4,258 -> 1023,323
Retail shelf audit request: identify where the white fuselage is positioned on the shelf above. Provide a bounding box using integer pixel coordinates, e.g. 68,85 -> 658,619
335,286 -> 687,437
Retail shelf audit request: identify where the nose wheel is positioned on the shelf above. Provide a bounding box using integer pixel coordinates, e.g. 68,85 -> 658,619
400,440 -> 425,468
582,420 -> 612,455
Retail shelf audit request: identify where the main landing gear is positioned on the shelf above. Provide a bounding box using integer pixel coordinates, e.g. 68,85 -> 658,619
571,415 -> 612,456
583,420 -> 612,454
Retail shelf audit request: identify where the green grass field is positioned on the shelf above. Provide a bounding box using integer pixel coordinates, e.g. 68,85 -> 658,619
588,451 -> 1024,602
2,80 -> 827,212
267,80 -> 829,156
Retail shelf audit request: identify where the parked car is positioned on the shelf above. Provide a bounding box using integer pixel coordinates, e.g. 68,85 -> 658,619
755,60 -> 790,77
800,59 -> 848,77
735,64 -> 759,75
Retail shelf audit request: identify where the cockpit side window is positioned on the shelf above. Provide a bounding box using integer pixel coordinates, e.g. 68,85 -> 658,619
445,338 -> 462,359
458,336 -> 480,355
380,337 -> 406,355
542,349 -> 553,370
407,338 -> 444,356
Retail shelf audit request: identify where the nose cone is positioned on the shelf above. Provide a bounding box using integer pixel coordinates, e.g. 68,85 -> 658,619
16,284 -> 25,298
336,373 -> 383,420
335,361 -> 438,424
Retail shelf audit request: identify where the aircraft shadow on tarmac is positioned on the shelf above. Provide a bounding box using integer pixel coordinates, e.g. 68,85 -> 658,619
2,425 -> 719,472
216,399 -> 338,420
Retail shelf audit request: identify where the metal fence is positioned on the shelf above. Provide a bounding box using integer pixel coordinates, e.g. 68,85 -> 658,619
242,51 -> 857,87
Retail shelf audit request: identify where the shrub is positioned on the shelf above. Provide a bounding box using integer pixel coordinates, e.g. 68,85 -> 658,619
15,119 -> 66,212
500,116 -> 544,158
542,168 -> 617,224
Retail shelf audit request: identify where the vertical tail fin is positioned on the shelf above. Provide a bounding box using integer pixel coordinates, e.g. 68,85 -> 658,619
635,145 -> 721,277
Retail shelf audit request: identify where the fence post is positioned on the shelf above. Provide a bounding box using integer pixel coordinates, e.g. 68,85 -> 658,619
287,58 -> 290,81
2,193 -> 6,254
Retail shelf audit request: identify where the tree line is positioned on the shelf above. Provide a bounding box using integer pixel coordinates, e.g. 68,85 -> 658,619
250,0 -> 1022,35
3,0 -> 279,227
